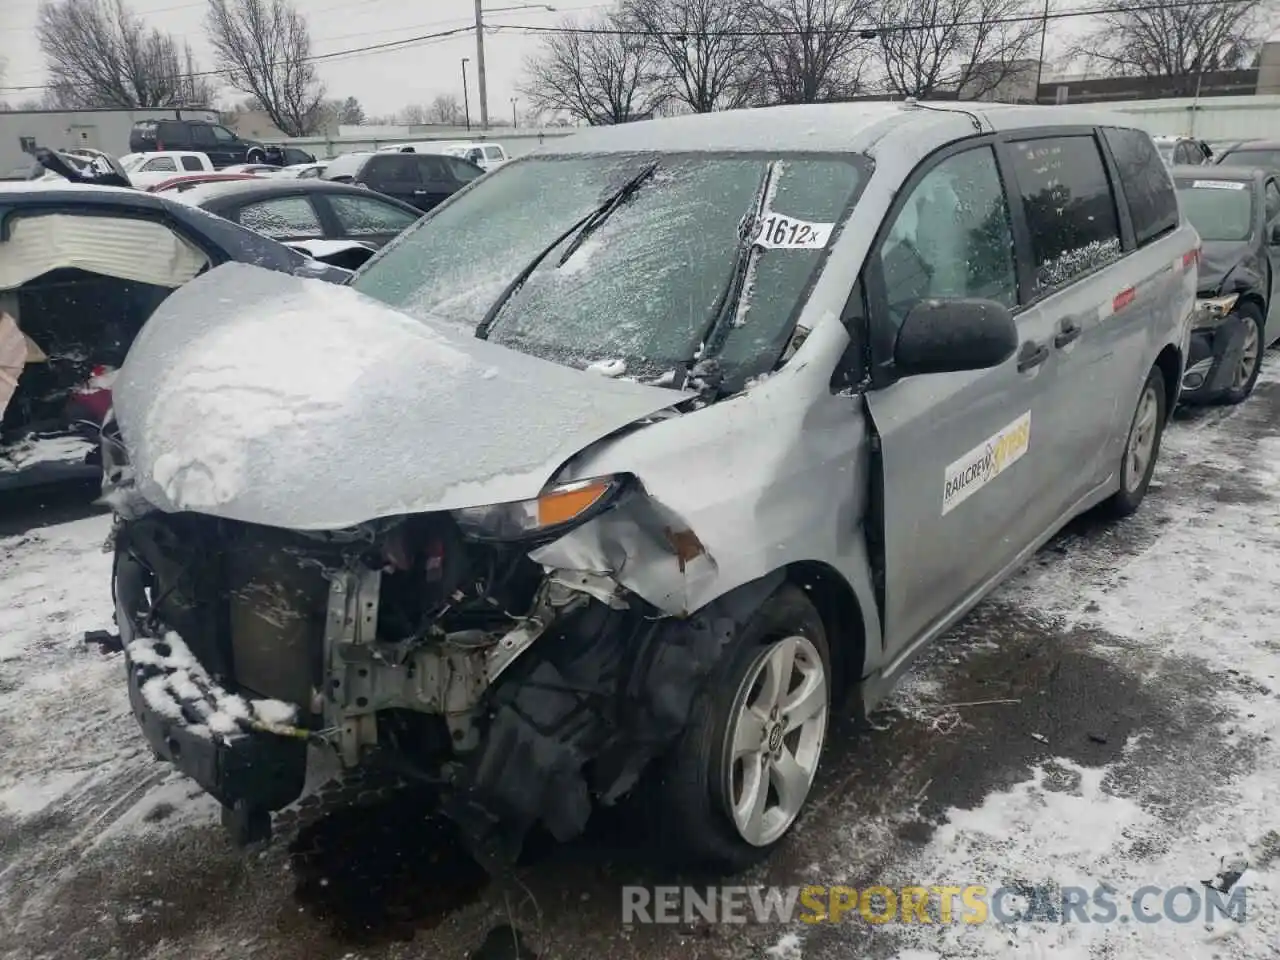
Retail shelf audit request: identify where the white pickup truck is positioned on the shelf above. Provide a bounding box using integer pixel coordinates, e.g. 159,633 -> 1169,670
119,151 -> 216,188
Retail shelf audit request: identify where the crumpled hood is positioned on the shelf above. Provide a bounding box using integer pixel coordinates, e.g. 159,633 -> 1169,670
1196,240 -> 1254,295
112,262 -> 684,530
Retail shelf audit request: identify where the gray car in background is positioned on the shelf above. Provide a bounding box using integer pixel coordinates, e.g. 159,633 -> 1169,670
104,102 -> 1195,870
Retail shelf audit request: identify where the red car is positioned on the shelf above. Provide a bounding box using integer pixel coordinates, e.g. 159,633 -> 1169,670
146,172 -> 262,194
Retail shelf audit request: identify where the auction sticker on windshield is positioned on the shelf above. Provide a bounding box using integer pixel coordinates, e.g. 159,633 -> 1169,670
941,412 -> 1032,516
1191,180 -> 1249,190
753,213 -> 834,249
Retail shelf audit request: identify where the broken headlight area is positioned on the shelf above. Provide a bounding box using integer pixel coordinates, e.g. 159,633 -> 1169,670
111,498 -> 741,860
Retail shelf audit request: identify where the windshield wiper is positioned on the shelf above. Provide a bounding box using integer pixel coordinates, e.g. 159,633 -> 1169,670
476,161 -> 660,340
678,161 -> 778,391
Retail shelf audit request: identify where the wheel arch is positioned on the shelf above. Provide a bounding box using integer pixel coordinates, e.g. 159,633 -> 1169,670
784,561 -> 867,714
1154,343 -> 1182,422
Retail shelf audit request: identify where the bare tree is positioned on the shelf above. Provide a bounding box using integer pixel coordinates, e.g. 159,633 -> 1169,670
874,0 -> 1041,99
38,0 -> 214,108
398,103 -> 428,124
428,93 -> 462,124
621,0 -> 757,112
520,12 -> 664,125
1074,0 -> 1268,95
205,0 -> 325,136
747,0 -> 876,104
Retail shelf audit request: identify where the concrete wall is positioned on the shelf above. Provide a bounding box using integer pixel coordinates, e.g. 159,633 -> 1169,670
0,107 -> 219,173
1088,94 -> 1280,140
276,128 -> 576,160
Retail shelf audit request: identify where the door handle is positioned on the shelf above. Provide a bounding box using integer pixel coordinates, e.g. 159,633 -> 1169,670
1054,320 -> 1082,348
1017,341 -> 1050,372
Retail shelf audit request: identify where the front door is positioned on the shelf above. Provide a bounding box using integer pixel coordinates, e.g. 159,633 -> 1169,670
862,141 -> 1064,662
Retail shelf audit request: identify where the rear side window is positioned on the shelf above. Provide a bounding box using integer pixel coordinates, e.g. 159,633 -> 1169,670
181,155 -> 203,171
156,121 -> 185,144
366,155 -> 420,183
132,121 -> 157,141
1101,127 -> 1178,248
1008,135 -> 1122,293
414,155 -> 450,180
141,157 -> 177,172
484,146 -> 503,161
442,157 -> 482,184
328,194 -> 420,235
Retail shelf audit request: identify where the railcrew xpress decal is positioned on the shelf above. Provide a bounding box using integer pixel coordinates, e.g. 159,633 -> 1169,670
941,412 -> 1031,515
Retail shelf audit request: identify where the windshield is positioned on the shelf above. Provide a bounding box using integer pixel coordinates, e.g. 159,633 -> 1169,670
352,152 -> 867,385
1176,178 -> 1254,242
1218,148 -> 1280,172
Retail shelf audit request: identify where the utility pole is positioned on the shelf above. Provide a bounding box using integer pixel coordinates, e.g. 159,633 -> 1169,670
511,98 -> 518,128
462,58 -> 473,130
1034,0 -> 1049,104
474,0 -> 490,130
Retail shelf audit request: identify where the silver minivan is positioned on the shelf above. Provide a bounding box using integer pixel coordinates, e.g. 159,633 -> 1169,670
105,102 -> 1196,866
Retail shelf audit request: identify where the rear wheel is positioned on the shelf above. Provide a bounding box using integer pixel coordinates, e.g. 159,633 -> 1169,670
1102,365 -> 1166,519
657,585 -> 831,871
246,147 -> 266,165
1219,302 -> 1264,405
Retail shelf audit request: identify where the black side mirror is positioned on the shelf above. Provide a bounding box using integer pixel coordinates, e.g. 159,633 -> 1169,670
894,298 -> 1018,378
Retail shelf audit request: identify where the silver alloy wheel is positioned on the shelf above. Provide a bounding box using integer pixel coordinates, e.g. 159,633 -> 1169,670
1124,382 -> 1160,494
724,633 -> 828,847
1233,317 -> 1261,390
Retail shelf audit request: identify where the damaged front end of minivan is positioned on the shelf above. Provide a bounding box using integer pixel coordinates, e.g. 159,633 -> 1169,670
104,263 -> 777,858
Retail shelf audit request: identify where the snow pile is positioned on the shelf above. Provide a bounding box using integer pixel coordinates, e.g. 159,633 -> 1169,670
0,434 -> 96,472
136,273 -> 470,511
128,630 -> 299,741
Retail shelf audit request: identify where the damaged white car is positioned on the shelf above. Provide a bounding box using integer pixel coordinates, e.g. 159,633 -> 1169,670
104,103 -> 1194,869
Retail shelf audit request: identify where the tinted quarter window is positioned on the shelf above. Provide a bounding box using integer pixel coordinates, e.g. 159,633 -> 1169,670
876,145 -> 1017,327
181,155 -> 203,171
212,126 -> 236,142
1101,127 -> 1178,248
142,157 -> 177,172
237,196 -> 324,238
1008,135 -> 1122,293
415,155 -> 451,180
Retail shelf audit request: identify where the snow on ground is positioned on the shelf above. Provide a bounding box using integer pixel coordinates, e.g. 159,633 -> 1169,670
869,366 -> 1280,959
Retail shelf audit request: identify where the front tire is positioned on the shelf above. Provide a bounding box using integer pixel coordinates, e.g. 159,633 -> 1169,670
1219,302 -> 1264,405
657,585 -> 831,872
1103,365 -> 1167,518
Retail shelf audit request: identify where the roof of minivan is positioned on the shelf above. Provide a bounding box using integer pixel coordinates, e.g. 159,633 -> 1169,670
1168,164 -> 1259,181
537,101 -> 1127,156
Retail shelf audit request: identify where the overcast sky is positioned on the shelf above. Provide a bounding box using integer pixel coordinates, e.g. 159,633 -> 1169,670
1,0 -> 612,117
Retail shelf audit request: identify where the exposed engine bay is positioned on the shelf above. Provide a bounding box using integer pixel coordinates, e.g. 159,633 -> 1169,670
111,501 -> 774,859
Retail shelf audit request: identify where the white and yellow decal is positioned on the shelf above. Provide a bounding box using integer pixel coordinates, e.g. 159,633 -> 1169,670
942,412 -> 1032,515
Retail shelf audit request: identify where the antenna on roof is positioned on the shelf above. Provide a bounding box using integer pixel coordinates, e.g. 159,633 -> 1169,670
904,99 -> 983,133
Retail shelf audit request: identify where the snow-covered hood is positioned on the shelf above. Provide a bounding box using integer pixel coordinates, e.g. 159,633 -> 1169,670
112,262 -> 684,530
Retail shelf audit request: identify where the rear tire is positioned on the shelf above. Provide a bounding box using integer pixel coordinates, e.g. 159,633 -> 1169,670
656,584 -> 831,872
245,148 -> 266,165
1102,365 -> 1166,519
1219,302 -> 1264,405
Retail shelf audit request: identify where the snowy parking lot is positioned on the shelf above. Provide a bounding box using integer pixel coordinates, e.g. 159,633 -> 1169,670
2,358 -> 1279,960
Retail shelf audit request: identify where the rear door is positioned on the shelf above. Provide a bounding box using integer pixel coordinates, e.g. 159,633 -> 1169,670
188,124 -> 222,167
359,155 -> 421,207
863,140 -> 1055,661
411,155 -> 460,211
1000,128 -> 1168,510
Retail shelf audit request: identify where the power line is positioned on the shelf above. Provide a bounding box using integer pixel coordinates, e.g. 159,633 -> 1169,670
0,0 -> 1257,94
491,0 -> 1258,35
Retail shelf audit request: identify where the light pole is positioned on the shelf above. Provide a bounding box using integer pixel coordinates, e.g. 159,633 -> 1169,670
461,57 -> 471,132
511,97 -> 518,128
474,3 -> 555,132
